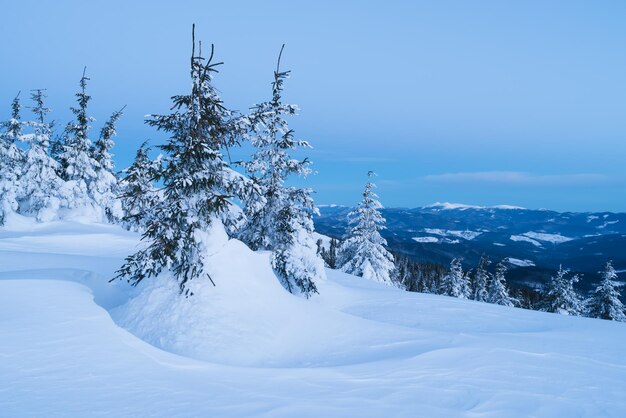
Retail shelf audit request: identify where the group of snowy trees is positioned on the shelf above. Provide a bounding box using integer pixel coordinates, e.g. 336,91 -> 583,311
321,217 -> 626,322
1,28 -> 324,299
116,29 -> 324,297
542,262 -> 625,321
398,254 -> 625,321
0,73 -> 122,225
425,256 -> 516,306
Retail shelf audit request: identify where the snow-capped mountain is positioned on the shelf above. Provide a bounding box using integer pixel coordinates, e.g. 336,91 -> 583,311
314,203 -> 626,289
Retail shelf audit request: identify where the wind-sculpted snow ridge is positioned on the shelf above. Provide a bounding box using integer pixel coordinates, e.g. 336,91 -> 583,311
1,220 -> 626,417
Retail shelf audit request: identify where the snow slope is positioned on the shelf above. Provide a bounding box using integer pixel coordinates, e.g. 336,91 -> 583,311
1,219 -> 626,417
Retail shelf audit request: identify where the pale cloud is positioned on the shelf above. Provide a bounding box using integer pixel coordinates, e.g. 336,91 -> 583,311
422,171 -> 610,186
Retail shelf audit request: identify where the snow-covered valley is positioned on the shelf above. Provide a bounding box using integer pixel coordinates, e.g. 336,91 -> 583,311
1,218 -> 625,417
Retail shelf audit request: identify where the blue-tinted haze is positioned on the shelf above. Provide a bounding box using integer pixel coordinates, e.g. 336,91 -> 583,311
1,0 -> 625,211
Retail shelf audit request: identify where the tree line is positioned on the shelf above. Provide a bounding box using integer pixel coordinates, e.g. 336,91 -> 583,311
318,221 -> 626,322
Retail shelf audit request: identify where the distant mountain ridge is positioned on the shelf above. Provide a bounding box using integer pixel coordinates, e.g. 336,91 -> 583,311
314,203 -> 626,291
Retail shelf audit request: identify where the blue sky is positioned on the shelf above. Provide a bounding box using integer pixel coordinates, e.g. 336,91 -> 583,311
1,0 -> 625,211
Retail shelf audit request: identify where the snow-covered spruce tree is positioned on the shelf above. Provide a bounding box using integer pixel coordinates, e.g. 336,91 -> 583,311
544,265 -> 584,315
91,106 -> 125,222
116,28 -> 252,295
239,45 -> 323,297
488,261 -> 515,306
440,257 -> 470,298
119,141 -> 162,231
0,93 -> 24,224
587,261 -> 626,321
472,255 -> 491,302
59,69 -> 101,212
338,172 -> 396,286
18,89 -> 67,221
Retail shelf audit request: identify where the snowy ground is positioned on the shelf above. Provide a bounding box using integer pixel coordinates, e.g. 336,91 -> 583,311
1,218 -> 626,417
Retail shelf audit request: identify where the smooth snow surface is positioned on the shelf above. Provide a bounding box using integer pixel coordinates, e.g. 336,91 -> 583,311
1,221 -> 626,417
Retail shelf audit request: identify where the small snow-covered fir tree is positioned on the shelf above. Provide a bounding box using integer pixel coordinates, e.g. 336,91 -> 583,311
0,93 -> 24,224
317,237 -> 339,269
119,141 -> 162,231
240,45 -> 324,297
18,89 -> 67,221
587,261 -> 626,321
116,28 -> 253,295
91,106 -> 125,222
488,261 -> 515,306
440,257 -> 470,298
59,69 -> 101,212
327,238 -> 338,269
394,255 -> 412,291
338,172 -> 395,286
544,265 -> 584,315
472,255 -> 491,302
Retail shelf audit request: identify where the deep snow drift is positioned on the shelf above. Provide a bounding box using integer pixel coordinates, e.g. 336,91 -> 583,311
1,218 -> 626,417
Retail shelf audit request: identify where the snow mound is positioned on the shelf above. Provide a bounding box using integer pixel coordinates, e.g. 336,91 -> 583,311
113,224 -> 416,367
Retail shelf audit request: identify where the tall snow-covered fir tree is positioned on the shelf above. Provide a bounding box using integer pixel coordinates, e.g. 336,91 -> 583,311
472,255 -> 491,302
488,261 -> 515,306
239,45 -> 324,297
338,172 -> 396,286
91,107 -> 125,222
440,257 -> 470,298
0,93 -> 24,224
59,69 -> 101,212
116,27 -> 253,295
18,89 -> 67,221
119,141 -> 162,231
587,261 -> 626,321
544,265 -> 584,315
58,69 -> 124,222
